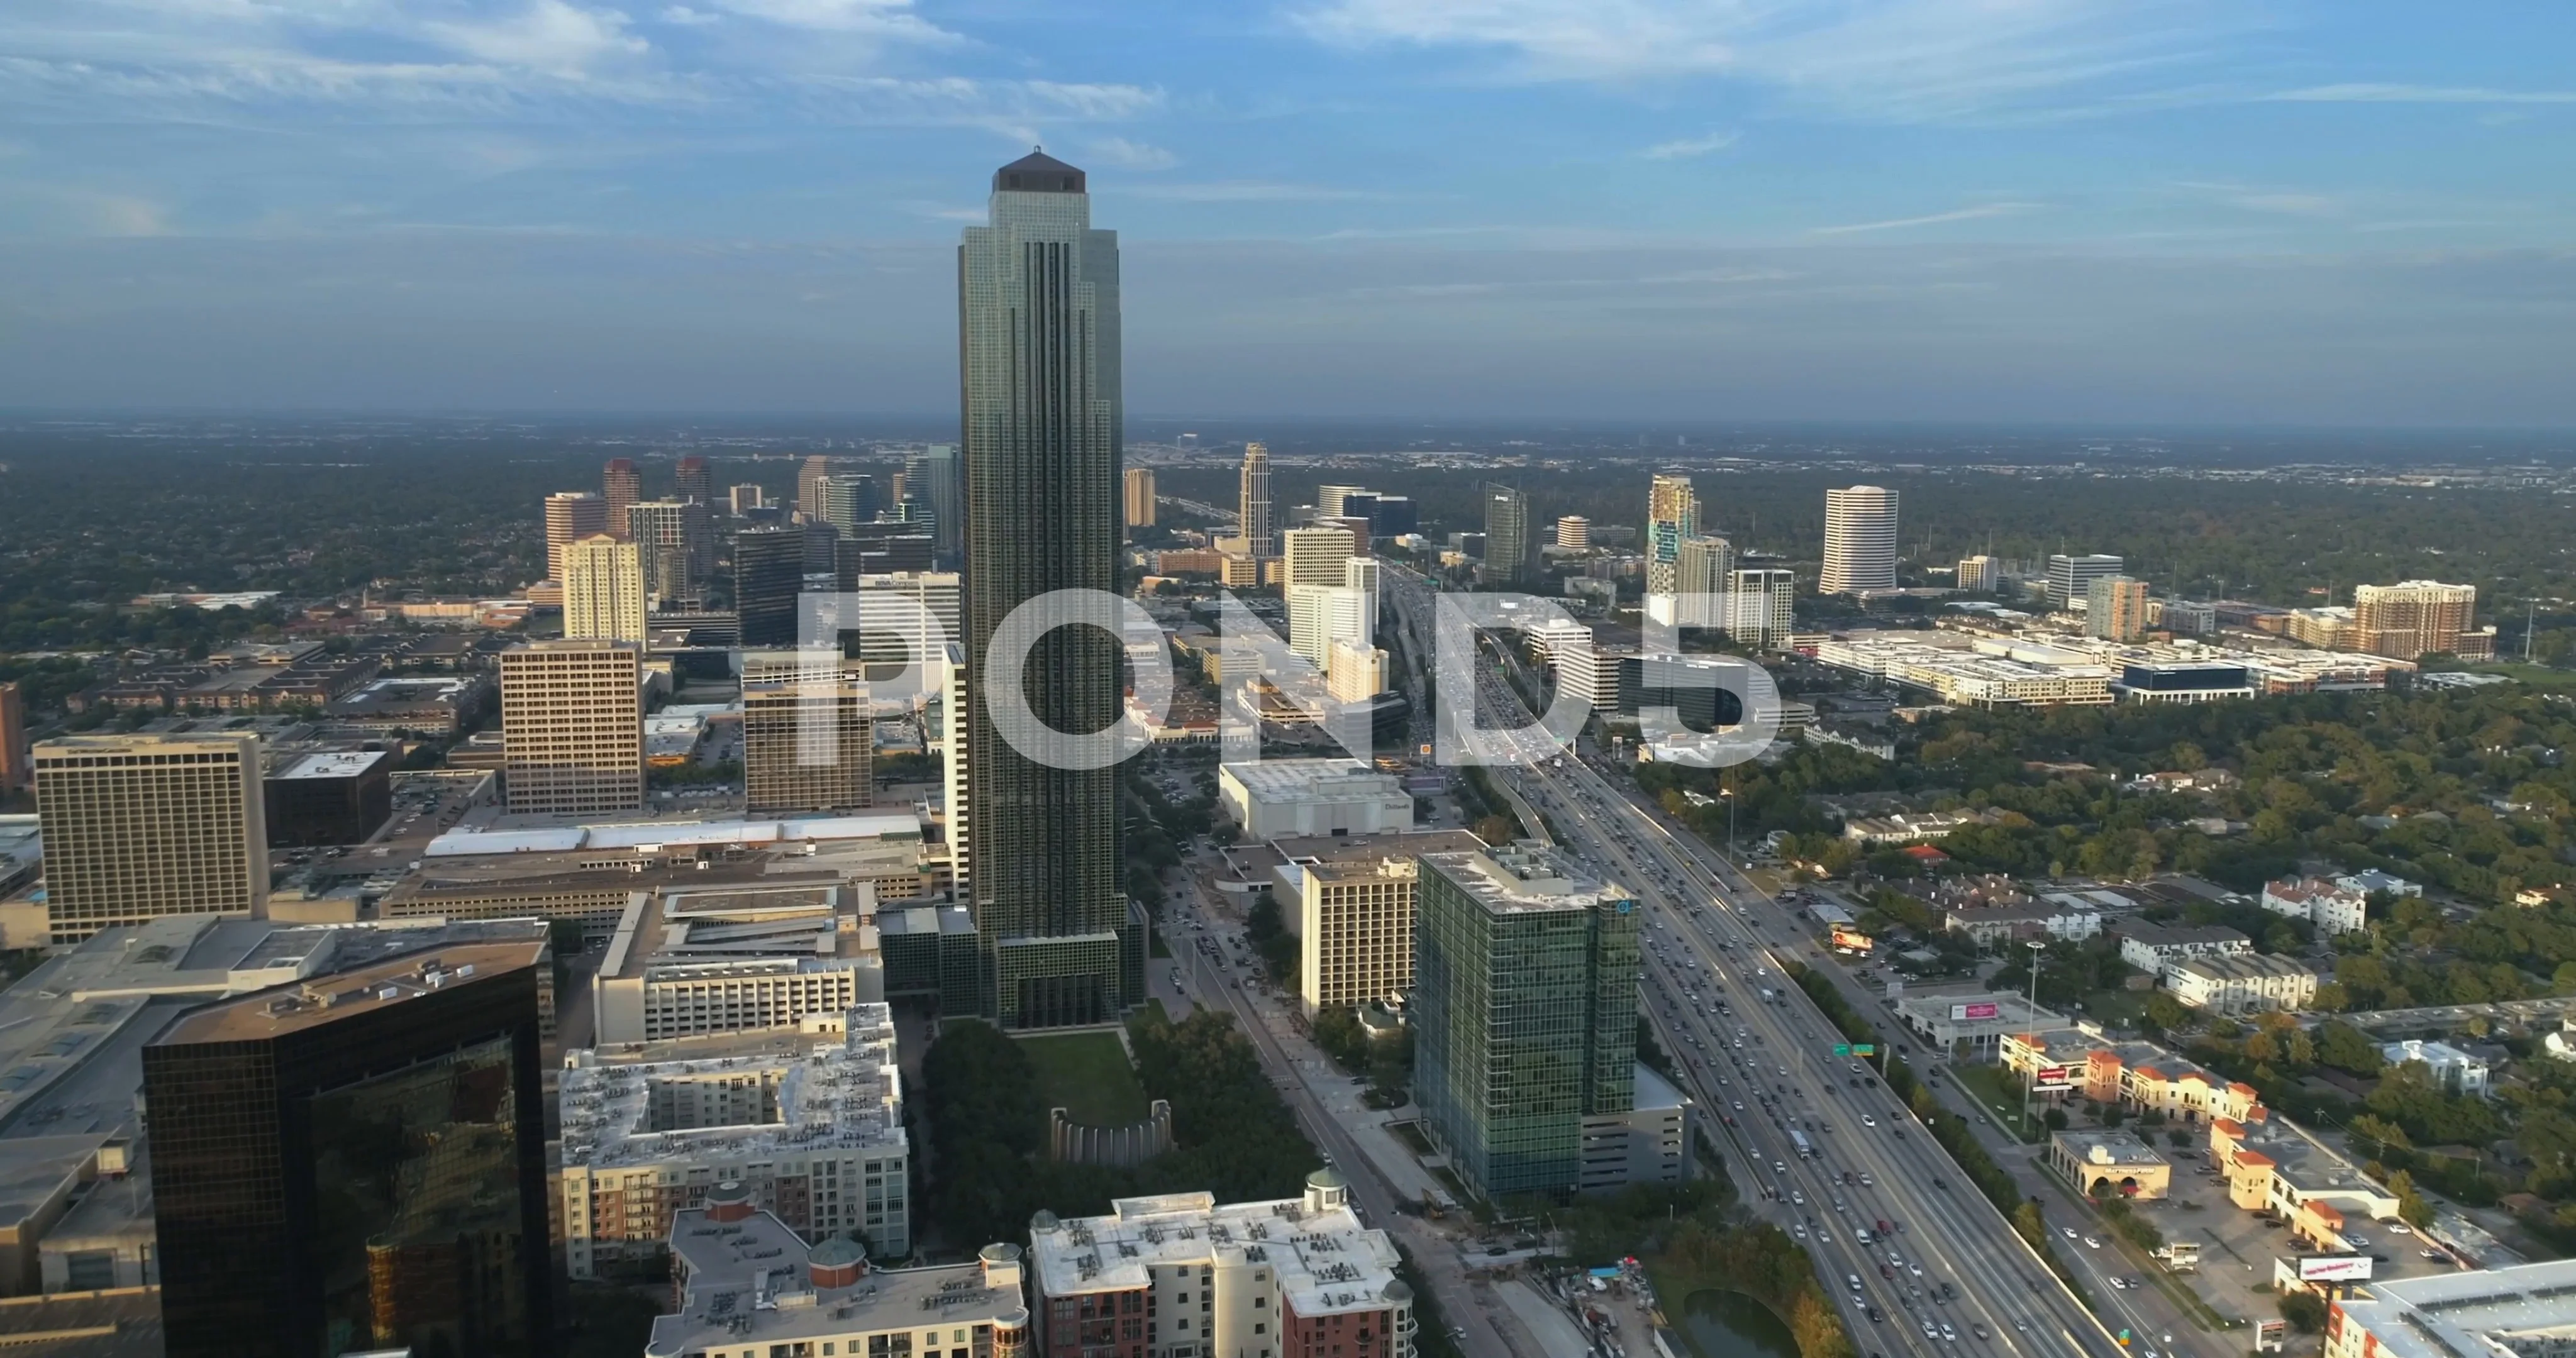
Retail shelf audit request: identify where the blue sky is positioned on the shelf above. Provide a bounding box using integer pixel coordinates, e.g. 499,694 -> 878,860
3,0 -> 2572,422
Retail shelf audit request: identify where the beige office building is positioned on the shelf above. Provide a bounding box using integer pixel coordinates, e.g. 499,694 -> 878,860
1279,829 -> 1485,1016
2353,580 -> 2479,660
1819,485 -> 1898,595
1237,441 -> 1275,558
32,732 -> 267,943
1122,467 -> 1157,528
2088,575 -> 2151,642
501,640 -> 644,814
1280,525 -> 1359,590
563,533 -> 648,643
742,682 -> 872,816
1957,555 -> 1998,592
544,490 -> 609,583
1729,568 -> 1797,651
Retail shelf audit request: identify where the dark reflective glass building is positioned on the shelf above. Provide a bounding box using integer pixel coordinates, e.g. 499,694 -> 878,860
142,941 -> 553,1358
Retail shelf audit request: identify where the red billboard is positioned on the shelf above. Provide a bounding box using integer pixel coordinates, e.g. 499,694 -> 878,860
2031,1065 -> 2075,1091
1950,1002 -> 2001,1021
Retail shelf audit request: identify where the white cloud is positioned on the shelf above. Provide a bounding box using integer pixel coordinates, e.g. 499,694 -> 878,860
1127,180 -> 1377,202
1085,136 -> 1179,171
1810,202 -> 2040,235
2262,84 -> 2576,106
660,6 -> 722,25
694,0 -> 953,40
1638,129 -> 1738,159
1292,0 -> 2240,123
421,0 -> 650,77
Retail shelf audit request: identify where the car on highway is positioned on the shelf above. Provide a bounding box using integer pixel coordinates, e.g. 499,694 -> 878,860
1862,1115 -> 1877,1127
2109,1278 -> 2128,1290
2084,1236 -> 2102,1249
2060,1227 -> 2078,1241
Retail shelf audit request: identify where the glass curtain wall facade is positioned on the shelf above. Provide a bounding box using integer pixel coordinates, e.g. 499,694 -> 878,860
143,959 -> 552,1358
959,152 -> 1139,1028
1412,850 -> 1641,1202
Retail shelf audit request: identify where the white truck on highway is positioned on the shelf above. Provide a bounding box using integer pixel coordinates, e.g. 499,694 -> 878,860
1789,1129 -> 1815,1159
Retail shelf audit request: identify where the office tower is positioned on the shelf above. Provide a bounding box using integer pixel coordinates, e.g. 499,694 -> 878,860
1238,441 -> 1277,558
909,443 -> 962,563
940,641 -> 970,902
1413,844 -> 1642,1201
1123,466 -> 1157,529
730,483 -> 767,516
673,454 -> 712,504
543,490 -> 608,582
602,457 -> 641,538
1557,516 -> 1591,550
2046,553 -> 2125,610
2354,580 -> 2480,659
31,732 -> 266,944
1819,485 -> 1898,594
733,525 -> 805,648
742,682 -> 872,815
1316,484 -> 1377,521
1957,555 -> 1998,593
628,499 -> 704,607
2088,575 -> 2151,642
852,570 -> 962,671
1369,495 -> 1417,536
1282,524 -> 1360,589
1645,472 -> 1698,596
499,639 -> 642,815
960,149 -> 1136,1028
1658,534 -> 1733,628
835,527 -> 936,583
0,681 -> 26,792
144,941 -> 552,1358
1480,483 -> 1531,583
1288,555 -> 1381,671
1728,567 -> 1797,651
797,454 -> 836,522
562,533 -> 648,643
1285,829 -> 1486,1017
818,472 -> 880,534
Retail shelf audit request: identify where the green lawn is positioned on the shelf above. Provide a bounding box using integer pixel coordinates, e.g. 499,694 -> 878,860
1016,1030 -> 1150,1126
1948,1061 -> 2046,1143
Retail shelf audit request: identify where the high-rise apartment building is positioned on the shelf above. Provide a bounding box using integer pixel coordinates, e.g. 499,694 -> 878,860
562,533 -> 647,643
1557,516 -> 1591,550
2088,575 -> 2151,642
741,681 -> 872,815
733,525 -> 806,648
673,454 -> 712,504
2353,580 -> 2480,659
1957,555 -> 1998,592
499,640 -> 643,815
0,681 -> 26,793
143,940 -> 552,1358
730,483 -> 767,516
627,499 -> 706,607
2047,553 -> 2126,610
1645,473 -> 1698,596
1282,524 -> 1360,589
797,454 -> 836,522
1413,844 -> 1641,1201
909,443 -> 962,562
940,640 -> 970,902
1285,829 -> 1486,1016
1819,485 -> 1898,595
31,732 -> 267,944
1122,466 -> 1157,529
1728,567 -> 1797,651
852,570 -> 963,672
1482,483 -> 1530,583
543,490 -> 608,582
1674,534 -> 1735,628
960,150 -> 1136,1028
1237,441 -> 1276,558
603,457 -> 641,538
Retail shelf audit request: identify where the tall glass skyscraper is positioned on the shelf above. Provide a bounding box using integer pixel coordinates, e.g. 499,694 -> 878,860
959,151 -> 1138,1028
1481,482 -> 1530,583
1413,845 -> 1641,1202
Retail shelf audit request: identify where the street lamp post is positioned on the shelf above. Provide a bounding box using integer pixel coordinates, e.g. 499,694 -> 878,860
2022,938 -> 2046,1136
1720,782 -> 1736,861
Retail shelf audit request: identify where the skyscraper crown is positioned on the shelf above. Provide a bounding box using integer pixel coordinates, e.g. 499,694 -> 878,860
994,150 -> 1085,194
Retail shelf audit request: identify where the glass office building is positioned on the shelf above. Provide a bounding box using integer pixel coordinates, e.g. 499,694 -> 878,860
143,942 -> 553,1358
1413,846 -> 1641,1202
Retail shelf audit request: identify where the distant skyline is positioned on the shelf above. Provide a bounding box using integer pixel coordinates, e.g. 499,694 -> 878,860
3,1 -> 2572,423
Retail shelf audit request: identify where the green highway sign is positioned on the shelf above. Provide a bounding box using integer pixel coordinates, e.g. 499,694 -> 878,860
1832,1044 -> 1850,1056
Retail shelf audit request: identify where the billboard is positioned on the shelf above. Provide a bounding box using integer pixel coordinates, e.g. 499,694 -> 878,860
1950,1002 -> 2001,1022
1831,927 -> 1875,952
2030,1065 -> 2075,1092
2299,1255 -> 2373,1283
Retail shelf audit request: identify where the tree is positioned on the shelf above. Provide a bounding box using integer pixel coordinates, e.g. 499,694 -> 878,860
2318,1021 -> 2384,1076
2043,1108 -> 2068,1131
2388,1170 -> 2436,1230
2279,1291 -> 2328,1334
2144,993 -> 2191,1033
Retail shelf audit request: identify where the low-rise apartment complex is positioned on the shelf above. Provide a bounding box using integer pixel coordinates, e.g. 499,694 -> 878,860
2168,952 -> 2318,1015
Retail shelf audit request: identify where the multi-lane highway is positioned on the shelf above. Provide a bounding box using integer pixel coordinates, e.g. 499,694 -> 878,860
1382,565 -> 2142,1357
